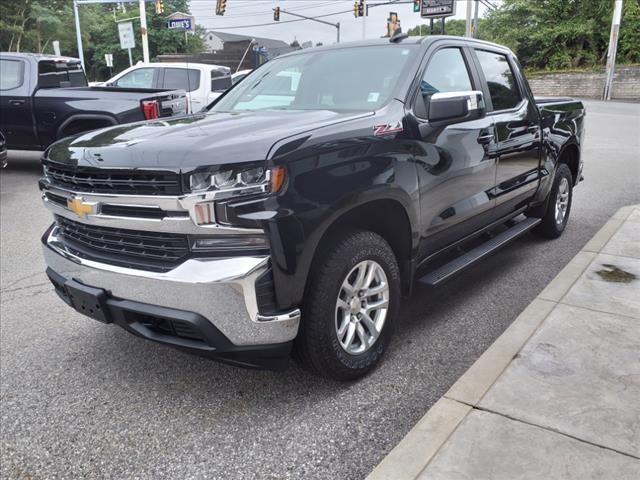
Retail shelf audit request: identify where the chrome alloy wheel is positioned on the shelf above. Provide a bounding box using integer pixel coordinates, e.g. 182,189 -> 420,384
335,260 -> 390,355
555,177 -> 570,225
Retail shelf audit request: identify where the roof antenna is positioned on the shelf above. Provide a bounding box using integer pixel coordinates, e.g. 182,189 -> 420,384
390,27 -> 408,43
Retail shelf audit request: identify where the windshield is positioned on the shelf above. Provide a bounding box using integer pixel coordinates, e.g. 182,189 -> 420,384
211,45 -> 417,113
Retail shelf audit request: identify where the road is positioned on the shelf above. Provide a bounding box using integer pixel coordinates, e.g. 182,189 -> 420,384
1,100 -> 639,479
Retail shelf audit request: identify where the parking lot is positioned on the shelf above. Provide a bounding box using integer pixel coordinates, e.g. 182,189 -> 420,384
1,100 -> 639,479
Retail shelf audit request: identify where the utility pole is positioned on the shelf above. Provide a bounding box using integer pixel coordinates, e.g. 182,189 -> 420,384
473,0 -> 480,38
73,0 -> 85,69
139,0 -> 150,63
465,0 -> 473,37
274,8 -> 341,44
74,0 -> 154,70
603,0 -> 623,100
362,1 -> 367,40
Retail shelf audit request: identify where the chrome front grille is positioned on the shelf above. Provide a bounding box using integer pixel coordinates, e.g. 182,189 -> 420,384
43,161 -> 181,196
55,215 -> 189,272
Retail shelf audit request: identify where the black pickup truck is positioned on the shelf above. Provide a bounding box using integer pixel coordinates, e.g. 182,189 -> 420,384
0,53 -> 187,154
39,36 -> 584,380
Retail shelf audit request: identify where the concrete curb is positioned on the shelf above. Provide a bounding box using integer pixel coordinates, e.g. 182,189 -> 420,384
367,204 -> 638,480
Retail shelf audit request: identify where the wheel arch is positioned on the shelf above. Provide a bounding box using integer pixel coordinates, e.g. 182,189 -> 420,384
557,142 -> 580,185
57,114 -> 118,140
303,197 -> 417,302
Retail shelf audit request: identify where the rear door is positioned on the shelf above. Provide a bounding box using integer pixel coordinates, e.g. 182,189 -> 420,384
471,49 -> 541,216
0,57 -> 37,148
411,44 -> 499,256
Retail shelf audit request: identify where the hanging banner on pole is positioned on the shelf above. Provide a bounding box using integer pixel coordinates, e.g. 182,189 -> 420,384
118,21 -> 135,49
420,0 -> 456,19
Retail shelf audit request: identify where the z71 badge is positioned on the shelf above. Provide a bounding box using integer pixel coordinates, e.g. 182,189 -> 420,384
373,121 -> 403,136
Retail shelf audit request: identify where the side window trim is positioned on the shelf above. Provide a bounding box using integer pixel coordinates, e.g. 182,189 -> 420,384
411,44 -> 477,120
471,48 -> 525,115
156,68 -> 165,90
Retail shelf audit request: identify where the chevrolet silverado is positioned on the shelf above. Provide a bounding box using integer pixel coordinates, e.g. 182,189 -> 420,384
39,36 -> 584,380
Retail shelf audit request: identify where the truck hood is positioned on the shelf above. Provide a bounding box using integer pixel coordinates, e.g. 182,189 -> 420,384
46,110 -> 372,170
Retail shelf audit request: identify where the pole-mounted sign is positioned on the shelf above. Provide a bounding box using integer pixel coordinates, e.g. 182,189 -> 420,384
167,12 -> 195,31
118,21 -> 135,49
420,0 -> 456,19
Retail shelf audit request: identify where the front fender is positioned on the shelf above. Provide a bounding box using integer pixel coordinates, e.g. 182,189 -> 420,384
262,141 -> 420,309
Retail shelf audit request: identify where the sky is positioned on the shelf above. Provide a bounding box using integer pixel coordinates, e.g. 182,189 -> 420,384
189,0 -> 490,46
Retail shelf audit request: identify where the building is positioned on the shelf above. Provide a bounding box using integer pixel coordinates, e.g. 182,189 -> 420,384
204,31 -> 294,60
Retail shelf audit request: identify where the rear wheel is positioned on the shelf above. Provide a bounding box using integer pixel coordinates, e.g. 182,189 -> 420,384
532,163 -> 573,239
294,230 -> 400,381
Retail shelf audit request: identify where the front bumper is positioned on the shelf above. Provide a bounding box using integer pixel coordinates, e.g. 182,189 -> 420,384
42,226 -> 301,369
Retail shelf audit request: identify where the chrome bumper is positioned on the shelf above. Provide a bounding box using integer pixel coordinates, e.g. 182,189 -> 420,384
42,227 -> 301,346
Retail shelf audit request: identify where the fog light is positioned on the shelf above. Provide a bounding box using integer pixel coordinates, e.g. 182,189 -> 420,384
192,235 -> 268,251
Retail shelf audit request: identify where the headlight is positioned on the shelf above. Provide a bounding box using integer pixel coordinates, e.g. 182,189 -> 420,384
188,164 -> 287,226
188,164 -> 284,194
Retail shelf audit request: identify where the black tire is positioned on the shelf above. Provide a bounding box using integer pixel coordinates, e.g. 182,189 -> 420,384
532,163 -> 573,239
294,230 -> 401,381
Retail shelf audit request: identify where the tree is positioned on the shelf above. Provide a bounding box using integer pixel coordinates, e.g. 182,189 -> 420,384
0,0 -> 205,81
407,19 -> 470,37
482,0 -> 639,70
290,39 -> 301,49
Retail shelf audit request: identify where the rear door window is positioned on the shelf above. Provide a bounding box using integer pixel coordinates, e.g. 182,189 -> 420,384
475,50 -> 521,111
0,59 -> 24,90
162,68 -> 200,92
211,69 -> 232,91
38,61 -> 87,88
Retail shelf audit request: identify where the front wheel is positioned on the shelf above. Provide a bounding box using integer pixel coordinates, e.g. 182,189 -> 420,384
294,230 -> 401,381
532,163 -> 573,239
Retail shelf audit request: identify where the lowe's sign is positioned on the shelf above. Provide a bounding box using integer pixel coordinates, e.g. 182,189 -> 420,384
167,13 -> 194,31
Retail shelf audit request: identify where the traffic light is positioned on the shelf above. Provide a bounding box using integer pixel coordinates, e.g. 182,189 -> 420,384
387,12 -> 399,37
354,0 -> 364,18
274,6 -> 280,21
216,0 -> 227,16
353,2 -> 358,18
154,0 -> 163,14
413,0 -> 421,13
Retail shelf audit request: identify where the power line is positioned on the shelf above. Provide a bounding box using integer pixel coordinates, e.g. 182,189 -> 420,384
190,1 -> 339,19
199,7 -> 353,30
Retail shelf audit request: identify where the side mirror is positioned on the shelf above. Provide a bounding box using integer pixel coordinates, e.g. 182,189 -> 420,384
428,91 -> 486,124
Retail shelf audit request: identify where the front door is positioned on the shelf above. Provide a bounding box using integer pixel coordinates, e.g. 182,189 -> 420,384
411,45 -> 499,257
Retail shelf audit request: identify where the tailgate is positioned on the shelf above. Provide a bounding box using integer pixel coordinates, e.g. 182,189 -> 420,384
144,90 -> 188,117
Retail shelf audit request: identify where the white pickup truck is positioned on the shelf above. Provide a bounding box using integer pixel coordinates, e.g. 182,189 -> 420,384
102,62 -> 232,112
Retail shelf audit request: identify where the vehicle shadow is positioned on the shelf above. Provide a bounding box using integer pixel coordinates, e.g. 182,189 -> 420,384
4,151 -> 43,172
67,234 -> 542,408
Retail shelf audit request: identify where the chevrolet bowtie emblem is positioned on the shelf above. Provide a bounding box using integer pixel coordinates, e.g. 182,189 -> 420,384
67,197 -> 96,218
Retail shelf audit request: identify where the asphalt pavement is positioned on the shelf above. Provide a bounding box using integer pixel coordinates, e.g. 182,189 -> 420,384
1,100 -> 639,479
